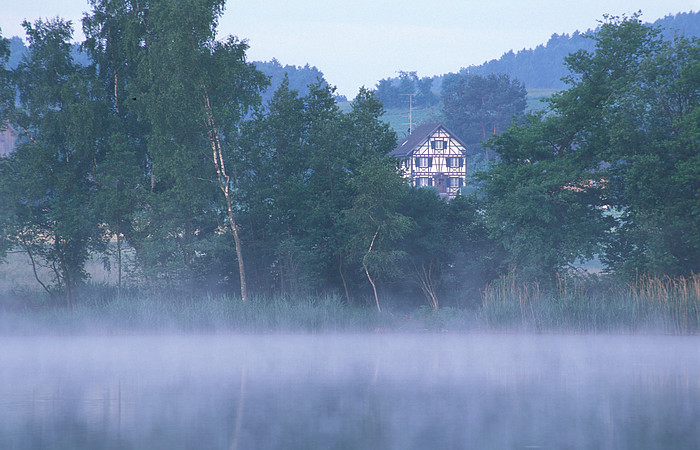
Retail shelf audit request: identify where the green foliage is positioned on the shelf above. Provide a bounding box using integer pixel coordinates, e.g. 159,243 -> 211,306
398,190 -> 504,308
600,33 -> 700,277
340,156 -> 412,307
374,71 -> 439,110
2,7 -> 695,315
239,83 -> 406,302
479,13 -> 699,281
1,19 -> 109,306
442,72 -> 527,145
480,112 -> 613,281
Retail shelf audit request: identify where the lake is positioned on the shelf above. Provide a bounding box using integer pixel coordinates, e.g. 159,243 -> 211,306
1,334 -> 699,449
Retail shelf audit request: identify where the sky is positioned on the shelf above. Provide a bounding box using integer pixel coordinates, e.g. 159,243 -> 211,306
1,0 -> 697,97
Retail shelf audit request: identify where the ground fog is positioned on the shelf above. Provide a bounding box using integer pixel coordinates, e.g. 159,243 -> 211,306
1,333 -> 698,449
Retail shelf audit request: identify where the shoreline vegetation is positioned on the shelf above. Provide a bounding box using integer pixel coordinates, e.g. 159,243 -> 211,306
1,14 -> 697,337
2,273 -> 698,336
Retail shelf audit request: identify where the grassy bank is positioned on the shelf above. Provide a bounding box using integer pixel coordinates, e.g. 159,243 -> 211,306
482,273 -> 700,334
0,294 -> 395,335
1,274 -> 698,335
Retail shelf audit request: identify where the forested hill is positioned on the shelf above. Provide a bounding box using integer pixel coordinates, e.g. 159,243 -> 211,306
372,10 -> 698,99
3,11 -> 696,102
457,11 -> 699,90
4,38 -> 335,103
366,11 -> 698,111
253,59 -> 345,103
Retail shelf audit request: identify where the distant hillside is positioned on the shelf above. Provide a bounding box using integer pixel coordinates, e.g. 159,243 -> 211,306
5,36 -> 90,69
254,59 -> 347,104
378,87 -> 557,140
3,38 -> 338,105
454,11 -> 699,90
4,10 -> 696,114
375,11 -> 699,102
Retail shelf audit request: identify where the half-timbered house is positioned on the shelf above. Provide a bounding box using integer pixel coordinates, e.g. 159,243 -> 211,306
389,122 -> 468,199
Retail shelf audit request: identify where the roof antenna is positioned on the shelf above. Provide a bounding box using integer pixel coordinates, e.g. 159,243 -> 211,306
401,93 -> 416,134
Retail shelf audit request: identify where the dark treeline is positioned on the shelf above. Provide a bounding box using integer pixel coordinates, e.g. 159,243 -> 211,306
0,0 -> 497,311
0,5 -> 698,315
374,11 -> 698,101
5,37 -> 338,106
462,11 -> 699,89
480,14 -> 699,281
253,59 -> 347,103
374,71 -> 440,109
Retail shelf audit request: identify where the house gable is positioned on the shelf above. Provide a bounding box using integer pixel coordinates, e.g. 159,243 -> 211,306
390,122 -> 468,199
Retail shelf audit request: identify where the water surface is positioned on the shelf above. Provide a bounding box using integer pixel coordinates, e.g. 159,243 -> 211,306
1,334 -> 698,449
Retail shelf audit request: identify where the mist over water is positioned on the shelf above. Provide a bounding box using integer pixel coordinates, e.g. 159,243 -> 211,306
1,334 -> 699,449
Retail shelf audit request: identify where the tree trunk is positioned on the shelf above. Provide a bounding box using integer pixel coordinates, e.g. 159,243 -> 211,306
338,254 -> 351,303
24,242 -> 53,297
58,245 -> 72,310
363,223 -> 382,313
415,260 -> 439,309
117,231 -> 122,297
225,191 -> 248,302
202,91 -> 248,302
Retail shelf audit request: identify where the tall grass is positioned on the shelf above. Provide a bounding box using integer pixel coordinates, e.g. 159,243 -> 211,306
2,269 -> 699,334
628,275 -> 700,334
0,293 -> 394,335
481,272 -> 700,334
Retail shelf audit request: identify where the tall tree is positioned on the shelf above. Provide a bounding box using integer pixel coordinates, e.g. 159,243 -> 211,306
0,30 -> 13,261
83,0 -> 267,297
599,33 -> 700,276
237,77 -> 312,296
339,88 -> 406,308
341,157 -> 411,311
0,19 -> 108,306
238,84 -> 404,301
83,0 -> 149,294
479,13 -> 699,280
479,112 -> 613,281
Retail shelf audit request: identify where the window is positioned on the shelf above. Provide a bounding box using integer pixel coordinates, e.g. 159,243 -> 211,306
431,140 -> 446,150
416,177 -> 433,187
448,177 -> 463,188
415,157 -> 432,168
446,157 -> 463,168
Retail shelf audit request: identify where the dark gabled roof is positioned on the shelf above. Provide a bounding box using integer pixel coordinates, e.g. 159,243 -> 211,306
388,122 -> 470,158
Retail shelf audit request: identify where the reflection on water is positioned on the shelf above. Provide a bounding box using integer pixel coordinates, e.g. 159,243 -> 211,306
1,334 -> 699,449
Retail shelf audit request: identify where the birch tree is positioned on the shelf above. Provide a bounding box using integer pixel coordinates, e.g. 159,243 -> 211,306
84,0 -> 267,298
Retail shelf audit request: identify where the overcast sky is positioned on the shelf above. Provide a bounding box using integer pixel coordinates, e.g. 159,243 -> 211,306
1,1 -> 697,97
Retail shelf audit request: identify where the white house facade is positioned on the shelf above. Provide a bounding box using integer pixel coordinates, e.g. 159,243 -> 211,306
389,122 -> 468,199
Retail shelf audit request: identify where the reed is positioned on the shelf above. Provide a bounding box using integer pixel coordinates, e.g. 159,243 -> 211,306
2,272 -> 698,334
0,292 -> 392,334
481,272 -> 700,334
626,274 -> 700,334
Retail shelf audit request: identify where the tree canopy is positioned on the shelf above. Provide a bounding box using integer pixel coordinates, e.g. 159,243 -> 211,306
0,7 -> 696,310
442,72 -> 527,146
479,14 -> 700,281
